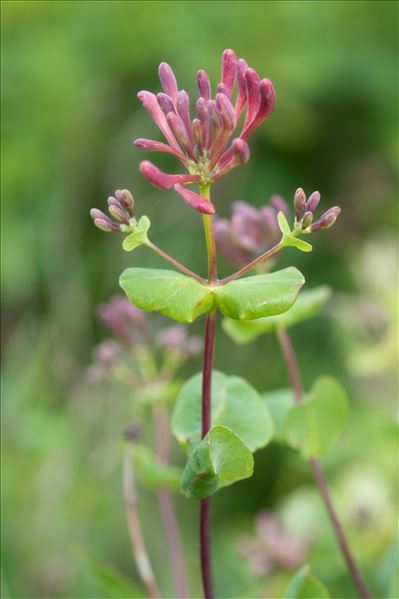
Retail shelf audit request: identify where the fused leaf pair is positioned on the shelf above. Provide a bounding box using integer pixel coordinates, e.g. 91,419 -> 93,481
120,266 -> 305,323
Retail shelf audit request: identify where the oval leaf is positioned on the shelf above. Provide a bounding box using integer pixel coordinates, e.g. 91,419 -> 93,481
181,425 -> 254,499
283,376 -> 348,458
223,287 -> 331,344
122,215 -> 151,251
119,268 -> 214,323
284,565 -> 330,599
172,370 -> 273,452
214,267 -> 305,321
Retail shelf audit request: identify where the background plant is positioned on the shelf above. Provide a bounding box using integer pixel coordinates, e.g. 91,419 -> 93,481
2,2 -> 397,599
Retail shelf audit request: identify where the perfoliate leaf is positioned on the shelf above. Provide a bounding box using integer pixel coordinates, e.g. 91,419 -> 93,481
181,425 -> 254,499
277,211 -> 291,234
283,233 -> 313,253
222,287 -> 331,344
134,444 -> 182,491
172,371 -> 274,452
122,215 -> 151,251
214,267 -> 305,320
119,268 -> 214,323
284,565 -> 330,599
263,388 -> 296,441
283,376 -> 348,458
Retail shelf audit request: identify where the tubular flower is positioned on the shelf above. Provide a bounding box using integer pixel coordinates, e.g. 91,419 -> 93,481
134,49 -> 276,201
214,196 -> 288,270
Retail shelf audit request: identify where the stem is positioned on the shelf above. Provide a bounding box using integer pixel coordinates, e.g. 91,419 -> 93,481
153,404 -> 189,599
220,238 -> 284,284
147,240 -> 206,284
199,183 -> 216,599
123,444 -> 160,599
276,328 -> 372,599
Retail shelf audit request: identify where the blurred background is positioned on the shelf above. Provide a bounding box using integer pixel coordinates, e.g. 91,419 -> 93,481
2,1 -> 398,598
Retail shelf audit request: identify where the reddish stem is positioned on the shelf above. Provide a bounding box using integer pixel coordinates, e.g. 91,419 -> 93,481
153,404 -> 189,599
276,328 -> 372,599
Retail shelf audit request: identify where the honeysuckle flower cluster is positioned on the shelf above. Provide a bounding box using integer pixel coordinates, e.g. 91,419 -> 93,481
134,49 -> 276,214
293,188 -> 341,234
214,195 -> 288,269
90,189 -> 136,232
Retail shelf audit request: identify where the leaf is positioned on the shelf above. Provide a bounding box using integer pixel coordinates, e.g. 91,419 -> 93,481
263,388 -> 296,441
222,287 -> 331,344
283,233 -> 313,253
284,565 -> 330,599
214,267 -> 305,321
134,444 -> 182,491
277,211 -> 291,234
181,425 -> 254,499
172,371 -> 274,452
283,376 -> 348,458
122,215 -> 151,251
119,268 -> 214,323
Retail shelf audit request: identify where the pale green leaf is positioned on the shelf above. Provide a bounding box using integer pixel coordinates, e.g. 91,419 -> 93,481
119,268 -> 214,323
134,444 -> 182,491
181,425 -> 254,499
284,233 -> 313,253
172,371 -> 273,452
277,211 -> 291,234
222,287 -> 331,344
122,215 -> 151,251
284,565 -> 330,599
263,388 -> 296,441
283,376 -> 348,458
214,267 -> 305,320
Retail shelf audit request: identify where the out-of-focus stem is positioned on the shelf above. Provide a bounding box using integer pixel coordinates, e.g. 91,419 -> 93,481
123,444 -> 160,599
153,403 -> 189,599
199,183 -> 216,599
146,240 -> 206,284
276,328 -> 372,599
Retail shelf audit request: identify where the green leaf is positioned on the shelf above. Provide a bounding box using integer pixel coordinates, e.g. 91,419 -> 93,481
284,565 -> 330,599
277,211 -> 291,234
263,388 -> 296,441
134,444 -> 182,491
222,287 -> 331,344
122,215 -> 151,251
172,371 -> 274,452
181,425 -> 254,499
283,233 -> 313,253
119,268 -> 214,323
283,376 -> 348,458
214,267 -> 305,321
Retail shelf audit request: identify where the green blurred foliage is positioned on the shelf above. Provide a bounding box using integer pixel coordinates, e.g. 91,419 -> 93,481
1,1 -> 397,598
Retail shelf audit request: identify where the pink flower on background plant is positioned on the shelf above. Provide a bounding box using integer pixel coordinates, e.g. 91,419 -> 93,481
134,49 -> 276,213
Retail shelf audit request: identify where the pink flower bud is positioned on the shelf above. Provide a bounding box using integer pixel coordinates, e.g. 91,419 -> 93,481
232,138 -> 250,164
243,68 -> 261,130
217,83 -> 231,98
115,189 -> 135,217
216,93 -> 236,132
306,191 -> 321,213
221,49 -> 237,92
176,90 -> 194,144
107,197 -> 126,222
235,58 -> 248,118
133,138 -> 186,160
302,210 -> 313,228
137,91 -> 180,151
157,92 -> 175,115
139,161 -> 199,190
90,209 -> 120,232
174,184 -> 215,215
311,206 -> 341,232
294,188 -> 307,220
166,111 -> 194,156
158,62 -> 178,103
192,118 -> 203,151
196,70 -> 211,100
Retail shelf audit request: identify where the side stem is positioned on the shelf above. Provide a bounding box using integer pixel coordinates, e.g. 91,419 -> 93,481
199,183 -> 216,599
153,403 -> 189,599
276,328 -> 372,599
220,238 -> 284,284
147,240 -> 206,284
123,444 -> 160,599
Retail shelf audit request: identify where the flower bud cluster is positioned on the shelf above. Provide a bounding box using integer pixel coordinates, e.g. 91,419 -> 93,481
214,196 -> 288,269
90,189 -> 135,233
293,188 -> 341,233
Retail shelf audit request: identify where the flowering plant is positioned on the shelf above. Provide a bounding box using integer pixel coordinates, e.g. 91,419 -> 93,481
90,50 -> 371,599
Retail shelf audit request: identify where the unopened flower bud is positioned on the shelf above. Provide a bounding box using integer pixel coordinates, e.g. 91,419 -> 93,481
166,111 -> 193,156
232,138 -> 250,164
174,184 -> 215,215
216,93 -> 236,131
90,209 -> 120,233
294,188 -> 306,221
157,92 -> 175,115
306,191 -> 321,213
311,206 -> 341,232
115,189 -> 135,217
302,210 -> 313,228
107,197 -> 127,223
221,48 -> 237,92
197,69 -> 211,100
158,62 -> 178,103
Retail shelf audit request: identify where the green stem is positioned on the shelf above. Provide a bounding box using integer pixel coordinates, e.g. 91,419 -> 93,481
146,241 -> 206,284
220,238 -> 284,284
200,185 -> 217,284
